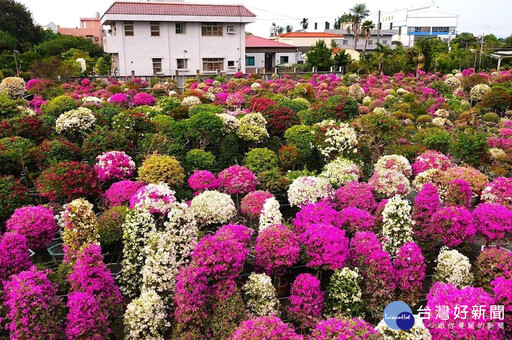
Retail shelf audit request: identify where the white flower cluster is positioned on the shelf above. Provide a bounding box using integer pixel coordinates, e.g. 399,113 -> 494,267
55,107 -> 96,134
190,190 -> 236,226
62,198 -> 99,252
82,96 -> 103,104
320,157 -> 361,188
362,96 -> 373,106
374,155 -> 412,177
237,112 -> 269,142
259,197 -> 283,231
181,95 -> 201,107
397,88 -> 409,95
488,148 -> 507,160
242,272 -> 280,317
382,195 -> 413,256
0,77 -> 25,98
131,183 -> 176,215
433,109 -> 450,118
375,315 -> 432,339
119,209 -> 156,298
217,113 -> 240,133
348,84 -> 365,100
373,107 -> 390,115
412,169 -> 447,199
369,169 -> 411,198
326,267 -> 364,318
288,176 -> 332,207
444,75 -> 461,90
433,247 -> 473,288
124,289 -> 169,340
469,83 -> 491,102
316,120 -> 358,159
432,117 -> 453,127
250,82 -> 261,92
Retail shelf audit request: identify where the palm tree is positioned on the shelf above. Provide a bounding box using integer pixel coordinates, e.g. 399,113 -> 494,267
349,3 -> 370,50
286,25 -> 293,33
361,20 -> 375,53
337,13 -> 353,31
300,18 -> 309,30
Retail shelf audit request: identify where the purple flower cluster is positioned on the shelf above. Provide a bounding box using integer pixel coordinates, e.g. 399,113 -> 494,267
288,273 -> 324,329
132,92 -> 156,106
187,170 -> 219,193
300,224 -> 349,270
412,150 -> 453,175
3,268 -> 62,340
94,151 -> 135,182
6,205 -> 57,249
240,190 -> 274,218
65,292 -> 109,340
445,179 -> 472,207
393,242 -> 426,306
231,315 -> 302,340
425,282 -> 503,339
292,201 -> 339,235
173,264 -> 210,328
215,223 -> 253,246
0,232 -> 32,284
412,183 -> 441,243
310,317 -> 378,339
491,277 -> 512,337
482,177 -> 512,209
473,203 -> 512,243
108,93 -> 129,106
218,165 -> 258,194
332,181 -> 377,212
103,180 -> 144,207
337,207 -> 376,236
255,224 -> 300,275
431,206 -> 476,247
349,232 -> 396,316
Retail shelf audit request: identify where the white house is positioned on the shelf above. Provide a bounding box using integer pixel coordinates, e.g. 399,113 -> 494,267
101,1 -> 256,76
374,3 -> 458,47
245,35 -> 300,73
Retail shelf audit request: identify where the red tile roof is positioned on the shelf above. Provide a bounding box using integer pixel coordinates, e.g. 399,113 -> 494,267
104,2 -> 256,17
245,35 -> 296,48
278,32 -> 344,38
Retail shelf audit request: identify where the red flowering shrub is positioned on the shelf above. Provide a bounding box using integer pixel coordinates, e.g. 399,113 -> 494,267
0,115 -> 51,142
474,247 -> 512,291
0,175 -> 30,223
279,144 -> 304,170
34,138 -> 80,169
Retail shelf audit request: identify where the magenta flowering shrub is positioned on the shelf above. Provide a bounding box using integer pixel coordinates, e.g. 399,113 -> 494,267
481,177 -> 512,209
132,92 -> 156,106
6,205 -> 58,249
217,165 -> 258,194
231,315 -> 302,340
0,232 -> 32,284
412,150 -> 453,175
226,92 -> 246,108
292,201 -> 339,235
337,207 -> 376,236
393,242 -> 426,306
349,232 -> 396,317
431,206 -> 476,248
108,93 -> 129,106
94,151 -> 135,182
241,190 -> 274,218
255,224 -> 300,275
65,292 -> 109,340
444,179 -> 472,207
67,244 -> 123,319
103,180 -> 144,207
3,268 -> 62,340
333,181 -> 377,212
215,223 -> 253,246
425,282 -> 503,339
187,170 -> 219,193
288,273 -> 324,329
300,224 -> 349,270
473,203 -> 512,244
491,277 -> 512,337
310,317 -> 378,340
412,183 -> 441,243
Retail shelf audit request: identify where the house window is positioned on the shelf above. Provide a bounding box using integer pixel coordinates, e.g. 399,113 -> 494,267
342,39 -> 348,45
246,56 -> 255,66
152,58 -> 162,73
279,56 -> 289,64
176,23 -> 186,34
203,58 -> 224,71
227,25 -> 235,34
201,23 -> 223,36
367,40 -> 373,45
125,21 -> 134,36
177,59 -> 188,69
227,60 -> 235,68
150,22 -> 160,36
383,39 -> 388,44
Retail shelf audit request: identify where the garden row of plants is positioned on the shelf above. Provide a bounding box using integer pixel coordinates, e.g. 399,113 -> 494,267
0,68 -> 511,339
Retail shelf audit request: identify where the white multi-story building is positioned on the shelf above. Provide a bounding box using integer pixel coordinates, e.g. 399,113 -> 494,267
101,1 -> 256,76
375,3 -> 458,47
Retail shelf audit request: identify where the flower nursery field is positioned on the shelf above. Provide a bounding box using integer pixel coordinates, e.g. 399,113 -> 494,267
0,69 -> 511,339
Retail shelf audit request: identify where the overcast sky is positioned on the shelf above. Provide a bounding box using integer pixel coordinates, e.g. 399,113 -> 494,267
18,0 -> 512,38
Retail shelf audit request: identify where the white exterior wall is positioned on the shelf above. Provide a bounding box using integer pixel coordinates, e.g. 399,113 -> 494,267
104,20 -> 249,76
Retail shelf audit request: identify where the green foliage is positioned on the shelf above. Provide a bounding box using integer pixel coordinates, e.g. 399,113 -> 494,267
0,92 -> 24,118
0,136 -> 34,173
81,128 -> 134,163
217,133 -> 240,169
280,98 -> 310,112
257,168 -> 289,194
0,0 -> 40,51
137,133 -> 185,164
305,40 -> 333,71
482,89 -> 511,112
359,112 -> 404,143
326,268 -> 364,317
98,205 -> 129,248
482,112 -> 500,123
185,149 -> 216,171
41,95 -> 78,117
34,138 -> 80,169
452,129 -> 488,166
284,125 -> 315,151
185,112 -> 223,148
245,147 -> 279,174
333,50 -> 352,71
112,110 -> 156,143
0,175 -> 30,222
413,128 -> 452,154
152,115 -> 175,133
138,154 -> 185,187
416,115 -> 433,123
94,56 -> 111,75
188,104 -> 223,117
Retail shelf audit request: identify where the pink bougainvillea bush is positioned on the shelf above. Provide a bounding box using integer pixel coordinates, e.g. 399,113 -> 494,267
292,201 -> 339,235
300,224 -> 349,271
0,232 -> 32,284
481,177 -> 512,209
129,183 -> 176,215
217,165 -> 258,194
332,181 -> 377,212
444,178 -> 472,207
412,150 -> 453,175
255,224 -> 300,275
393,242 -> 426,306
6,205 -> 57,250
337,207 -> 376,236
240,190 -> 274,218
231,315 -> 302,340
103,180 -> 144,207
431,205 -> 476,248
310,316 -> 378,340
65,292 -> 109,340
472,203 -> 512,244
94,151 -> 135,182
288,273 -> 324,329
491,277 -> 512,338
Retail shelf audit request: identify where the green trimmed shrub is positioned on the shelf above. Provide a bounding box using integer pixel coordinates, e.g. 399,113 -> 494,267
185,149 -> 216,171
0,137 -> 35,173
82,128 -> 134,163
185,112 -> 223,148
452,129 -> 488,166
188,104 -> 223,117
98,205 -> 129,248
0,175 -> 30,223
482,112 -> 500,123
41,95 -> 78,117
138,154 -> 185,187
245,148 -> 278,174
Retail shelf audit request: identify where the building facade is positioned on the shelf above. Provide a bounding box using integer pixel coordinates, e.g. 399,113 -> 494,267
273,32 -> 345,54
58,17 -> 104,45
101,1 -> 256,76
245,35 -> 300,73
326,29 -> 396,51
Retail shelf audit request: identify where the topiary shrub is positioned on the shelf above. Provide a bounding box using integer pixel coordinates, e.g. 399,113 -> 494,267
188,103 -> 223,117
0,136 -> 35,173
6,205 -> 58,250
185,149 -> 216,171
245,148 -> 279,174
34,138 -> 80,169
138,154 -> 185,187
97,205 -> 129,248
452,129 -> 488,166
0,93 -> 25,119
40,95 -> 78,117
112,110 -> 156,143
81,128 -> 134,163
482,112 -> 500,123
185,112 -> 223,148
482,88 -> 511,112
416,114 -> 433,123
0,176 -> 30,224
0,115 -> 52,142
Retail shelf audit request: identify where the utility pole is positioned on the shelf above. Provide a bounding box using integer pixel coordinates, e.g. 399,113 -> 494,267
377,10 -> 381,45
478,32 -> 484,71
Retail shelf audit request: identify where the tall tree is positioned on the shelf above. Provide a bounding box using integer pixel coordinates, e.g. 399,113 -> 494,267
337,13 -> 353,32
361,20 -> 375,53
286,25 -> 293,33
0,0 -> 40,51
305,40 -> 333,71
349,3 -> 370,50
300,18 -> 309,30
